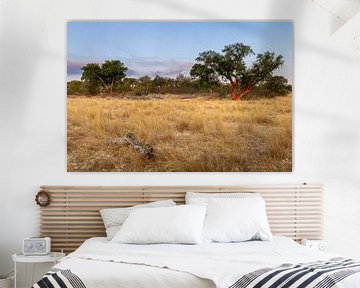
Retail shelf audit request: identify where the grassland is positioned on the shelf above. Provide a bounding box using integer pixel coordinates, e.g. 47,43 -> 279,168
67,95 -> 292,172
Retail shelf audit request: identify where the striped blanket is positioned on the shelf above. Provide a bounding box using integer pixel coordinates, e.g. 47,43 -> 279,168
230,258 -> 360,288
32,258 -> 360,288
32,268 -> 86,288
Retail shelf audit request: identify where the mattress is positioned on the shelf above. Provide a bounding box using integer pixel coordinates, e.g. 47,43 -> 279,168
36,236 -> 360,288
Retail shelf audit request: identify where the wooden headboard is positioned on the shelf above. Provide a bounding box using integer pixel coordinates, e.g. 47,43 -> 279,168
39,184 -> 323,253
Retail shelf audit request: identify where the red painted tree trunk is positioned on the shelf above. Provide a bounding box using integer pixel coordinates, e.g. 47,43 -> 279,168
231,82 -> 252,100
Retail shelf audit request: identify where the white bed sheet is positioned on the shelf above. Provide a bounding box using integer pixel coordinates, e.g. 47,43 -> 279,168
54,236 -> 360,288
56,258 -> 214,288
56,237 -> 214,288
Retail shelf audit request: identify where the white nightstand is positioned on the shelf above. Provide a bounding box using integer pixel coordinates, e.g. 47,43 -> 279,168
301,239 -> 328,252
12,252 -> 65,288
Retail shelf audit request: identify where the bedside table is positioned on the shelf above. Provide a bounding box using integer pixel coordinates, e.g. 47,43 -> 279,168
301,239 -> 328,252
12,252 -> 65,288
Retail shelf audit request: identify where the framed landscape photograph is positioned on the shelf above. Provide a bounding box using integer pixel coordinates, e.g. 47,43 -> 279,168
67,21 -> 293,172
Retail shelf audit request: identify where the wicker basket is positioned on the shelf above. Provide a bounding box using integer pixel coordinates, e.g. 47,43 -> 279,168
0,270 -> 14,288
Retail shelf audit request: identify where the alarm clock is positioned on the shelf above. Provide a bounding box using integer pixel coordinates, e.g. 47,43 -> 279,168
301,239 -> 328,252
23,237 -> 51,255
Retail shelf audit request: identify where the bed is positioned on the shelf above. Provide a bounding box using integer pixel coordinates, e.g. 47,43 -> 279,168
33,236 -> 360,288
33,185 -> 360,288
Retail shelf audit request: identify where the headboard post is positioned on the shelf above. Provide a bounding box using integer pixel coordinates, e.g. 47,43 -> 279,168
39,185 -> 323,253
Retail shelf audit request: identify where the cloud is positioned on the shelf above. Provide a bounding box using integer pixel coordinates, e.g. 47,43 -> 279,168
67,59 -> 85,75
123,57 -> 194,78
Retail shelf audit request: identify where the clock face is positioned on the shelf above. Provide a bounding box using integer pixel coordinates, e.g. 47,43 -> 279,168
36,241 -> 45,250
318,242 -> 327,252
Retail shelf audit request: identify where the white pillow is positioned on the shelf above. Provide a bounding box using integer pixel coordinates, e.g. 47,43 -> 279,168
111,205 -> 207,244
202,197 -> 272,243
100,200 -> 176,240
186,192 -> 259,204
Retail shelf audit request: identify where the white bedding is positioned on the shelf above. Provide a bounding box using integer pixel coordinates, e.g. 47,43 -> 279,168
53,237 -> 360,288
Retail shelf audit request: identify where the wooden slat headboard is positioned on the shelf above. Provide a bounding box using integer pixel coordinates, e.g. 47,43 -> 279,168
39,184 -> 323,253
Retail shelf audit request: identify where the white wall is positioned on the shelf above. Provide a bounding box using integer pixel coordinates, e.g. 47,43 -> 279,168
1,0 -> 360,285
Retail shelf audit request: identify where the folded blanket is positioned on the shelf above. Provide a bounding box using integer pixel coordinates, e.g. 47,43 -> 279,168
32,268 -> 86,288
230,258 -> 360,288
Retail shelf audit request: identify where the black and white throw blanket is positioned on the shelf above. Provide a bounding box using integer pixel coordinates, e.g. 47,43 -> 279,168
32,258 -> 360,288
32,268 -> 86,288
229,258 -> 360,288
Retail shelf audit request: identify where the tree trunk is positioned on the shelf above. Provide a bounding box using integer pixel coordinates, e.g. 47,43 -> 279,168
231,82 -> 253,100
105,85 -> 113,95
231,82 -> 238,100
112,133 -> 154,159
109,77 -> 114,96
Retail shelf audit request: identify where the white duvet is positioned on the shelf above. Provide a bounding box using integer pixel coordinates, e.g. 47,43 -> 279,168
54,237 -> 360,288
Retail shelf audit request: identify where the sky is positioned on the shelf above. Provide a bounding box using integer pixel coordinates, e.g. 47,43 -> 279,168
67,21 -> 293,83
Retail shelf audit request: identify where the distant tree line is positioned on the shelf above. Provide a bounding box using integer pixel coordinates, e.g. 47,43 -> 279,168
68,74 -> 291,99
67,42 -> 292,99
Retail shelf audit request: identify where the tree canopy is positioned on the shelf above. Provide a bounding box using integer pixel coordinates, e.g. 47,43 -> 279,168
81,60 -> 127,95
190,43 -> 284,100
263,75 -> 292,96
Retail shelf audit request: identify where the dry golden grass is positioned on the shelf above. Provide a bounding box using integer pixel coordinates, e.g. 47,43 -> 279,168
67,95 -> 292,172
